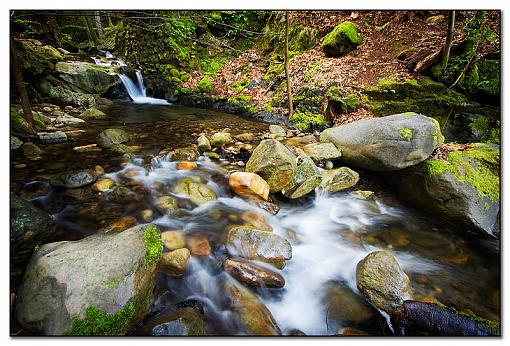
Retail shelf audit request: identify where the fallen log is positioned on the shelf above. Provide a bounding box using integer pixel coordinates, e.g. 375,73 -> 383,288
390,300 -> 499,336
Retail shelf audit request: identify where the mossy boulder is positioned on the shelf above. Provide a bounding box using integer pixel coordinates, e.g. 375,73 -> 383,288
173,178 -> 217,206
356,251 -> 413,314
14,38 -> 63,75
15,224 -> 162,335
80,108 -> 106,119
289,111 -> 329,133
320,113 -> 444,171
391,143 -> 500,237
55,61 -> 119,95
321,21 -> 363,57
246,139 -> 297,192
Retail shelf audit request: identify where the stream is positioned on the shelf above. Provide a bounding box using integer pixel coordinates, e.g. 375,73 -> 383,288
11,102 -> 500,335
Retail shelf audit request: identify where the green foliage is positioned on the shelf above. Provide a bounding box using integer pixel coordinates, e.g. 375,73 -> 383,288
321,21 -> 362,57
469,115 -> 500,144
205,11 -> 268,38
10,12 -> 42,37
67,303 -> 135,336
421,144 -> 500,201
229,77 -> 252,93
289,111 -> 328,132
399,128 -> 413,141
143,225 -> 163,265
197,76 -> 213,93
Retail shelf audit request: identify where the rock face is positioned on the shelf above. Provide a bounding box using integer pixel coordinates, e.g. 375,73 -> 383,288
229,172 -> 270,201
226,226 -> 292,266
356,251 -> 413,313
223,279 -> 280,335
303,142 -> 342,162
50,169 -> 97,188
392,143 -> 500,237
10,193 -> 58,287
246,139 -> 297,192
15,224 -> 162,335
96,129 -> 129,149
173,178 -> 217,206
321,21 -> 363,57
55,61 -> 119,94
320,113 -> 444,171
319,167 -> 360,192
224,258 -> 285,288
282,153 -> 322,199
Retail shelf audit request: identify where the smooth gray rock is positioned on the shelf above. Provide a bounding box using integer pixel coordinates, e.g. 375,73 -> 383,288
96,128 -> 129,149
320,113 -> 444,171
37,131 -> 68,144
49,169 -> 97,188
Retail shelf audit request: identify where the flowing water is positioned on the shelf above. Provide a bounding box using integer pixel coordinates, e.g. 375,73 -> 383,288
11,103 -> 500,335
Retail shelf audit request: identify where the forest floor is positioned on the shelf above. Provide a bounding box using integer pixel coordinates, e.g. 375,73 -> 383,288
184,10 -> 499,125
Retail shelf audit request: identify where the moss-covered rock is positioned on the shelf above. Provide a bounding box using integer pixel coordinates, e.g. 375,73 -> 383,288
172,178 -> 217,206
392,143 -> 500,236
321,22 -> 363,57
96,128 -> 129,149
15,224 -> 161,335
14,38 -> 63,75
289,111 -> 329,132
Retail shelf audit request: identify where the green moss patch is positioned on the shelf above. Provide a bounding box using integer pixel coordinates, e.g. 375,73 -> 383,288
197,76 -> 213,93
143,225 -> 163,265
321,21 -> 362,57
290,111 -> 328,132
421,144 -> 500,201
399,128 -> 413,141
68,302 -> 135,336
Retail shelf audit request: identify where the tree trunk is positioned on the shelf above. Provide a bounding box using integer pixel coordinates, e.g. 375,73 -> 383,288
284,11 -> 293,117
83,13 -> 98,45
442,11 -> 455,73
10,37 -> 34,130
94,11 -> 104,37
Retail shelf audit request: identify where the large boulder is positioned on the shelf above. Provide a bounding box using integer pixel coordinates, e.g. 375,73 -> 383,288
246,139 -> 297,192
14,39 -> 63,75
49,169 -> 97,188
223,279 -> 280,335
48,86 -> 98,107
281,153 -> 322,198
15,224 -> 163,335
320,113 -> 444,171
10,193 -> 58,288
55,61 -> 119,95
321,21 -> 363,58
391,143 -> 500,237
356,251 -> 413,313
226,226 -> 292,267
96,129 -> 129,149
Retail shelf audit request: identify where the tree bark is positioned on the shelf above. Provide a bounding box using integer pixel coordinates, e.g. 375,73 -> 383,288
284,11 -> 293,118
94,11 -> 104,37
442,11 -> 455,73
10,37 -> 34,130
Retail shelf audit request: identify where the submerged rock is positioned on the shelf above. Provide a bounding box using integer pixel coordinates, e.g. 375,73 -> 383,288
319,167 -> 359,192
176,161 -> 197,170
224,258 -> 285,288
187,233 -> 211,257
226,226 -> 292,266
100,216 -> 137,234
320,113 -> 444,171
159,248 -> 191,276
10,193 -> 58,288
282,153 -> 322,199
392,143 -> 500,237
229,172 -> 270,201
173,178 -> 216,206
15,224 -> 162,335
240,211 -> 273,232
223,279 -> 280,335
155,196 -> 179,215
246,139 -> 297,193
141,307 -> 205,336
356,251 -> 413,313
92,178 -> 116,192
96,129 -> 129,149
50,169 -> 97,188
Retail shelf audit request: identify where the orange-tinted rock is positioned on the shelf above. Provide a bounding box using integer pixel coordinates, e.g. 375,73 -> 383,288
176,161 -> 198,170
224,258 -> 284,288
101,216 -> 137,233
187,234 -> 211,256
229,172 -> 270,201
